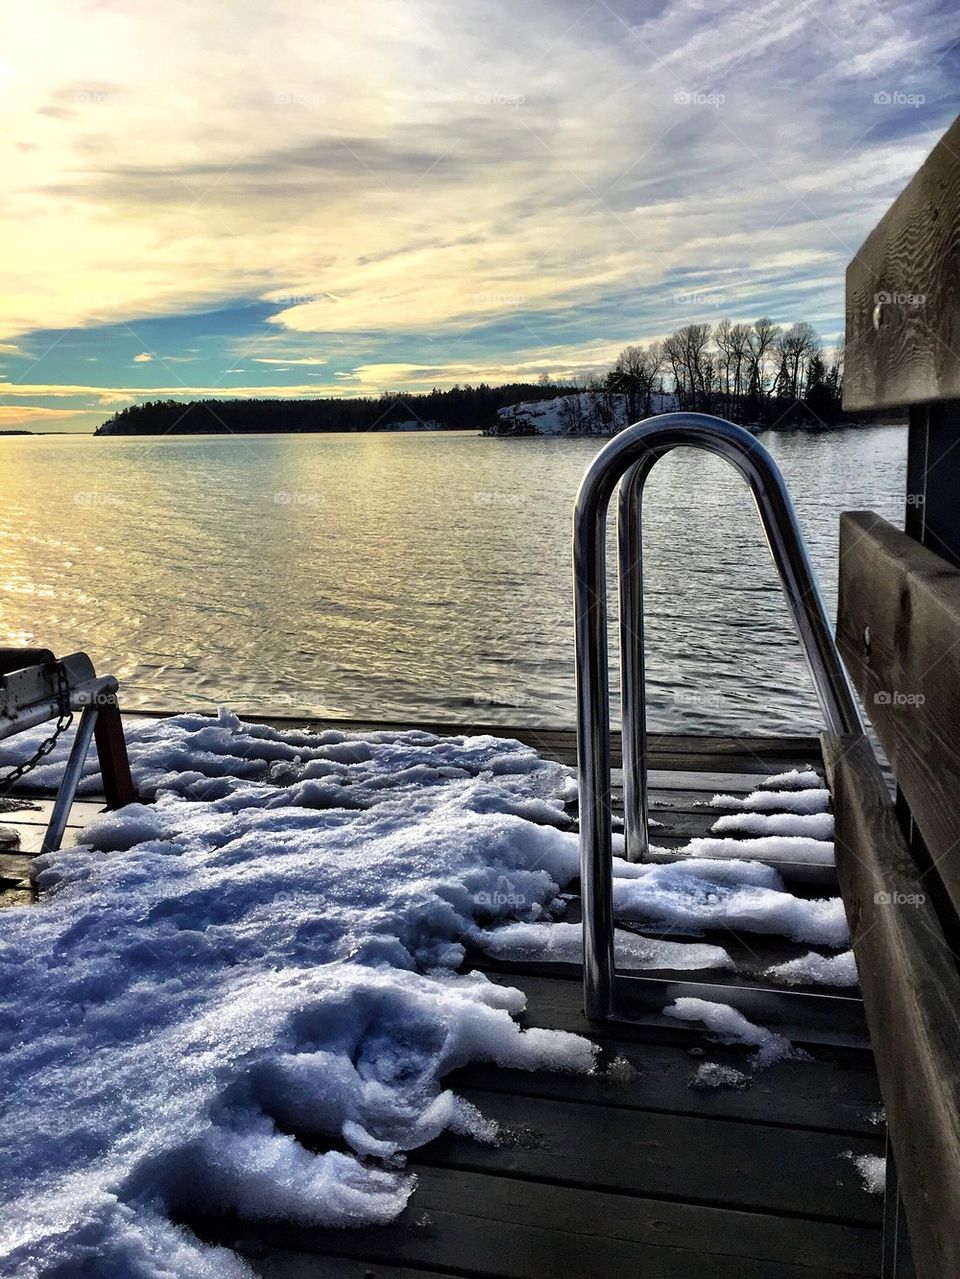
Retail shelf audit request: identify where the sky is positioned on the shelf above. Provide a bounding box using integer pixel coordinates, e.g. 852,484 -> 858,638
1,0 -> 957,432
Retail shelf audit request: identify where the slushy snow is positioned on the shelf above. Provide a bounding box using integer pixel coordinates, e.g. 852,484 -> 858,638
0,712 -> 851,1275
664,997 -> 797,1070
710,811 -> 834,840
759,768 -> 824,790
708,788 -> 831,815
610,858 -> 848,946
676,834 -> 834,867
767,950 -> 858,987
846,1152 -> 886,1196
0,714 -> 598,1277
477,921 -> 733,971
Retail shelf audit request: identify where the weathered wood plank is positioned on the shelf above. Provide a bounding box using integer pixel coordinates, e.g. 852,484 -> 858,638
241,715 -> 823,773
472,941 -> 849,998
234,1255 -> 459,1279
448,1036 -> 882,1136
480,970 -> 869,1052
905,401 -> 960,568
409,1091 -> 882,1224
822,731 -> 960,1279
844,112 -> 960,411
640,842 -> 837,886
836,510 -> 960,917
191,1166 -> 882,1279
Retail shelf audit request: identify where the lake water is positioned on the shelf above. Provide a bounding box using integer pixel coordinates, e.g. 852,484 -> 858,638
0,426 -> 906,734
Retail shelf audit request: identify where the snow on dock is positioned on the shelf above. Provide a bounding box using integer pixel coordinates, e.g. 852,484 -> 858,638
0,714 -> 883,1277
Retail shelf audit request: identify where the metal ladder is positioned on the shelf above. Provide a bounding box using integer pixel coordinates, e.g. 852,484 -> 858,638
573,412 -> 863,1020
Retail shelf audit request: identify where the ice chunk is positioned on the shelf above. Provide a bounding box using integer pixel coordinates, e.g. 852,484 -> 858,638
689,1061 -> 750,1090
845,1152 -> 886,1195
766,950 -> 858,987
664,997 -> 796,1069
710,811 -> 834,840
759,768 -> 824,790
708,786 -> 832,815
708,788 -> 831,814
477,921 -> 733,971
611,860 -> 848,946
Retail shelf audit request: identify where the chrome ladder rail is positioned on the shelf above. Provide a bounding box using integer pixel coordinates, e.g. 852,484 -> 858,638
573,412 -> 863,1020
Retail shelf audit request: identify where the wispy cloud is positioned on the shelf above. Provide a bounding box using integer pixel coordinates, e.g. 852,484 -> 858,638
1,0 -> 957,428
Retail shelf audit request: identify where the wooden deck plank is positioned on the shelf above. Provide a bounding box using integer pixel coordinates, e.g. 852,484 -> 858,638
190,1166 -> 881,1279
7,721 -> 875,1279
470,947 -> 850,1002
229,715 -> 824,774
1,823 -> 85,855
479,970 -> 869,1052
447,1039 -> 882,1137
837,509 -> 960,919
408,1090 -> 882,1224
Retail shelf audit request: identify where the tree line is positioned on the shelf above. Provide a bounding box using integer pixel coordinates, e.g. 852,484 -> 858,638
95,381 -> 578,435
97,317 -> 845,437
600,317 -> 844,427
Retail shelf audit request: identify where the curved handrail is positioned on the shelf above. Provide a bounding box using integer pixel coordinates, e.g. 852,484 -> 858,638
573,412 -> 862,1019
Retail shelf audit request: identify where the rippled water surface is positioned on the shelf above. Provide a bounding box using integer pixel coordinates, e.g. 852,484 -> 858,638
0,427 -> 906,733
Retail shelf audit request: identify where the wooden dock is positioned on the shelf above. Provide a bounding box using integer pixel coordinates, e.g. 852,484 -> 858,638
1,723 -> 884,1278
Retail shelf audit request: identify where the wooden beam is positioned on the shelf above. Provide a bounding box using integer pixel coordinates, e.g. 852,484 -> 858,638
844,112 -> 960,411
836,510 -> 960,918
822,731 -> 960,1279
905,400 -> 960,568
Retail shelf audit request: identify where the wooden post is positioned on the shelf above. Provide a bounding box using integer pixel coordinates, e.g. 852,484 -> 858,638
842,110 -> 960,1279
94,696 -> 135,810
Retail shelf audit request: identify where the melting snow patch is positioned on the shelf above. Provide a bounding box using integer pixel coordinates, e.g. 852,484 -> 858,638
476,921 -> 733,971
689,1061 -> 750,1091
0,716 -> 596,1277
664,997 -> 798,1071
0,712 -> 850,1275
766,950 -> 858,988
678,835 -> 834,867
708,788 -> 831,815
710,811 -> 834,840
611,859 -> 848,946
759,768 -> 824,790
845,1152 -> 886,1196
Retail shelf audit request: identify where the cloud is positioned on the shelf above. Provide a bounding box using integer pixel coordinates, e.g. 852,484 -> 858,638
0,0 -> 956,388
132,352 -> 153,363
251,356 -> 328,366
0,405 -> 79,424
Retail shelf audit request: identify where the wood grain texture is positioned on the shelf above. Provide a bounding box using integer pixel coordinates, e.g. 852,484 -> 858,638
448,1035 -> 882,1136
844,111 -> 960,410
190,1166 -> 881,1279
823,731 -> 960,1279
836,510 -> 960,916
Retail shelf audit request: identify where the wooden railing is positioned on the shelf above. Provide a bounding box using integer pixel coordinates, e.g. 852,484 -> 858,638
838,110 -> 960,1279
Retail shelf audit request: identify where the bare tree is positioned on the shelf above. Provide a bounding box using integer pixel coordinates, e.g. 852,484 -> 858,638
607,342 -> 664,419
713,318 -> 734,412
729,322 -> 752,405
778,322 -> 820,400
746,317 -> 782,414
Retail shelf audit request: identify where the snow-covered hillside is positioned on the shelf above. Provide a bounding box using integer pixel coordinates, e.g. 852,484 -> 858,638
489,390 -> 678,437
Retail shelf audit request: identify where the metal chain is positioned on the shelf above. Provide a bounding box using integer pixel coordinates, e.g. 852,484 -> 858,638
0,662 -> 75,797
